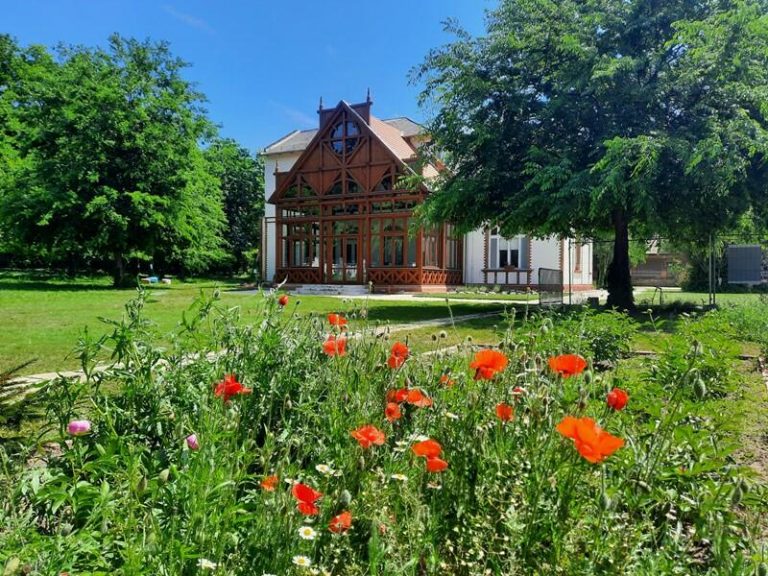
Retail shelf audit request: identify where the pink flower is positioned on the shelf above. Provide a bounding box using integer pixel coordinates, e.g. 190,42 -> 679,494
186,434 -> 199,451
67,420 -> 92,436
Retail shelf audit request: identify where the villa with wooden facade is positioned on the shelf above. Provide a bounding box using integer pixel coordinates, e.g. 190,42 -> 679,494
262,98 -> 592,293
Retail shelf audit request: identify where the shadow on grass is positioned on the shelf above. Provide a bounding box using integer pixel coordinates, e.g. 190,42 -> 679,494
362,303 -> 511,324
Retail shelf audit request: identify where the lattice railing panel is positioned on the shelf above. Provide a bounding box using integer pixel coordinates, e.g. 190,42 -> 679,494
276,268 -> 323,284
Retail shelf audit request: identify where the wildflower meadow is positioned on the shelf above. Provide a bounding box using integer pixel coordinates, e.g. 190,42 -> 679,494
1,289 -> 766,575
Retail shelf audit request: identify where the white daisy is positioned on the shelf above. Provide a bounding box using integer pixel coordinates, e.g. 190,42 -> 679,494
197,558 -> 218,570
298,525 -> 317,540
390,473 -> 408,482
315,463 -> 335,476
293,555 -> 312,567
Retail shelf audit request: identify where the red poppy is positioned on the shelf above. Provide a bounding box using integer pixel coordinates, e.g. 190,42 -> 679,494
329,510 -> 353,533
469,349 -> 509,380
214,374 -> 252,403
548,354 -> 588,377
328,313 -> 348,327
405,389 -> 433,408
260,475 -> 278,491
385,402 -> 402,422
386,388 -> 409,403
426,456 -> 449,473
391,341 -> 409,360
350,425 -> 386,449
278,294 -> 289,307
292,482 -> 322,515
556,416 -> 624,464
439,374 -> 455,387
412,439 -> 442,458
387,341 -> 409,369
606,387 -> 629,411
323,335 -> 347,357
495,402 -> 514,422
512,386 -> 526,396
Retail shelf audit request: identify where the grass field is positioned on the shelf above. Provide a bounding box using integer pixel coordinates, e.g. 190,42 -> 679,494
0,272 -> 510,375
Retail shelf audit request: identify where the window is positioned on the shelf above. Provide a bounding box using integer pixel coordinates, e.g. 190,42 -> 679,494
489,229 -> 520,269
423,228 -> 440,267
370,217 -> 415,267
374,175 -> 392,191
445,224 -> 460,270
280,222 -> 320,268
329,120 -> 360,156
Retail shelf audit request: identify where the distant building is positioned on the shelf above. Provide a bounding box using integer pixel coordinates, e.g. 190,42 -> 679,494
262,97 -> 592,292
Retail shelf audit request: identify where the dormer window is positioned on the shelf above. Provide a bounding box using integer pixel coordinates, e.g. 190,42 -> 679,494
330,121 -> 361,155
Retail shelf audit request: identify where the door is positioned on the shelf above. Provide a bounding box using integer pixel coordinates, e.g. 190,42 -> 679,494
325,219 -> 361,283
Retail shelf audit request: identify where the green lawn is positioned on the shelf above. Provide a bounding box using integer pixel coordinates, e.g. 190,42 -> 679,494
634,289 -> 768,307
0,272 -> 508,375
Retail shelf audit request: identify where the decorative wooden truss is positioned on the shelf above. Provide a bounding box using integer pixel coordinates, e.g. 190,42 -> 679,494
271,100 -> 462,288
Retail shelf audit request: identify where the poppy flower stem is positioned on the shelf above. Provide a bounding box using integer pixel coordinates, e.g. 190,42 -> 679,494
643,369 -> 690,482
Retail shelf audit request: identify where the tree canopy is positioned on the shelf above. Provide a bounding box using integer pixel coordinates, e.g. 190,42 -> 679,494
414,0 -> 768,308
204,138 -> 264,273
0,34 -> 262,283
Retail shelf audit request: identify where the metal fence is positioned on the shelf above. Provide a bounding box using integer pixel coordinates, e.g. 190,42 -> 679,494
538,267 -> 563,306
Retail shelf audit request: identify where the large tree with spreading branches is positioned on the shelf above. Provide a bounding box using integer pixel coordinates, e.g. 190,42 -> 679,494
414,0 -> 768,308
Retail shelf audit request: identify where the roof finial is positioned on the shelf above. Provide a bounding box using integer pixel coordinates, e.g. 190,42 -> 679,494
319,96 -> 323,111
366,88 -> 372,104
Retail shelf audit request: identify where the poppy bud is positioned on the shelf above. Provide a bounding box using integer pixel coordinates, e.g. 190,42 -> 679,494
339,489 -> 352,506
534,354 -> 543,370
732,483 -> 744,507
583,370 -> 593,385
431,334 -> 438,341
540,323 -> 550,334
601,492 -> 613,511
137,476 -> 147,493
158,468 -> 170,484
693,378 -> 707,400
757,562 -> 768,576
690,340 -> 703,357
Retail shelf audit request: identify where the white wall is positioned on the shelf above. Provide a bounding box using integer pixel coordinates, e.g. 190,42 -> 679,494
263,152 -> 301,282
529,237 -> 561,285
463,230 -> 486,284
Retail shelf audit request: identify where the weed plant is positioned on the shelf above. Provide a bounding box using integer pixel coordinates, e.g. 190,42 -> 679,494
0,289 -> 763,575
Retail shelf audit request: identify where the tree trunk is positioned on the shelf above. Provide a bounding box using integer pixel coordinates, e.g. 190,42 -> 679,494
112,251 -> 124,287
605,210 -> 634,310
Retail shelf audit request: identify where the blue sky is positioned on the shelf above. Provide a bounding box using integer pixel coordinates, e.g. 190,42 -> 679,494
3,1 -> 493,152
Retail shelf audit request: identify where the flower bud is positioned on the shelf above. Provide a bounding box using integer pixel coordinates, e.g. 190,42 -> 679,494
67,420 -> 92,436
693,378 -> 707,400
186,434 -> 199,451
756,562 -> 768,576
158,468 -> 170,484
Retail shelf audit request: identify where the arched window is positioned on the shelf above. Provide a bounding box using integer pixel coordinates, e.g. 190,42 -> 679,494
329,120 -> 360,156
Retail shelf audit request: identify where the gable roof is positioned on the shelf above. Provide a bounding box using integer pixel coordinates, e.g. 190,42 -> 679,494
263,116 -> 426,156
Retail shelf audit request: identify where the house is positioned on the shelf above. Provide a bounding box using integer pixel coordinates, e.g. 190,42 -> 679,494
261,97 -> 592,293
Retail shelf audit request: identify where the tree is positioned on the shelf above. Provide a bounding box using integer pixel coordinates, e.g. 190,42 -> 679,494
413,0 -> 768,308
204,139 -> 265,273
0,35 -> 226,284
